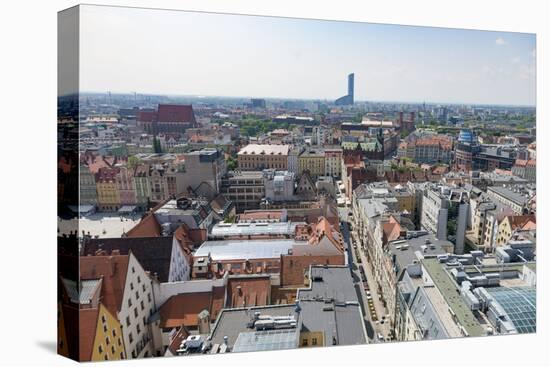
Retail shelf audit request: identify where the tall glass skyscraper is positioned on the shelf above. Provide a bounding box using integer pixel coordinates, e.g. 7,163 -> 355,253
335,73 -> 354,105
348,73 -> 354,104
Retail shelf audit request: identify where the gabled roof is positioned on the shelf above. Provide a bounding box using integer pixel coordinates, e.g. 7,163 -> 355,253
83,237 -> 173,282
308,217 -> 344,252
157,104 -> 196,123
87,156 -> 117,174
383,216 -> 403,243
60,302 -> 101,362
137,110 -> 158,123
296,171 -> 317,196
160,292 -> 211,328
166,325 -> 190,356
79,307 -> 101,361
210,194 -> 233,215
505,214 -> 536,230
126,213 -> 162,237
80,255 -> 130,315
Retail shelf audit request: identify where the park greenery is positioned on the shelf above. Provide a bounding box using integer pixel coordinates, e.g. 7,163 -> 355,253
213,116 -> 297,137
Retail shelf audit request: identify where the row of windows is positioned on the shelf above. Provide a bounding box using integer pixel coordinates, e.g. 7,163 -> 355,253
239,163 -> 286,169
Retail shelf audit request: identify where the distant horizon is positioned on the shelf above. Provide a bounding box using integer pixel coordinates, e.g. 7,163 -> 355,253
77,90 -> 536,108
79,5 -> 536,106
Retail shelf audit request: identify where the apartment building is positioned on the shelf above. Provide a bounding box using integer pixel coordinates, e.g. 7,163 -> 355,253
419,184 -> 470,254
237,144 -> 289,171
221,171 -> 265,212
80,253 -> 157,359
324,148 -> 343,178
298,149 -> 326,179
180,148 -> 226,196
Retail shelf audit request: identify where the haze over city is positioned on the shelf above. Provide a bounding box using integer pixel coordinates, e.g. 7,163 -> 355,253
58,4 -> 537,362
79,5 -> 536,106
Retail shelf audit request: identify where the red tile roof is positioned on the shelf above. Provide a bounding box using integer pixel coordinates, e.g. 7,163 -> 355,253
80,255 -> 130,316
137,111 -> 158,123
166,326 -> 190,355
95,166 -> 119,182
84,237 -> 173,283
383,216 -> 403,243
506,214 -> 536,230
157,104 -> 196,123
126,213 -> 162,238
227,276 -> 271,308
87,156 -> 116,174
78,307 -> 100,361
159,292 -> 215,329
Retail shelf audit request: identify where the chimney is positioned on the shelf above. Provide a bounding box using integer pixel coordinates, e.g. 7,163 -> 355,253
198,309 -> 211,335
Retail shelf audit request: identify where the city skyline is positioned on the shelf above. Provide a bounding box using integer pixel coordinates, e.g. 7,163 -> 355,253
80,5 -> 536,106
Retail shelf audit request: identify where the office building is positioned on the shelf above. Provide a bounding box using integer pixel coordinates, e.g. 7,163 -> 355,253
334,73 -> 354,106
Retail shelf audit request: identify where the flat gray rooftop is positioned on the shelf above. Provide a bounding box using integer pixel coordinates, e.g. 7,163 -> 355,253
298,266 -> 358,302
194,239 -> 307,261
389,233 -> 451,272
297,266 -> 367,346
209,305 -> 299,348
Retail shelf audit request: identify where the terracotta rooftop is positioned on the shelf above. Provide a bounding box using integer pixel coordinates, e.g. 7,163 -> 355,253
166,326 -> 190,356
138,104 -> 196,124
157,104 -> 196,123
86,156 -> 117,174
95,166 -> 119,183
514,158 -> 536,167
159,289 -> 225,329
126,213 -> 162,238
83,236 -> 173,283
506,214 -> 536,230
78,307 -> 100,361
383,216 -> 403,243
227,276 -> 271,308
80,255 -> 130,316
137,110 -> 158,123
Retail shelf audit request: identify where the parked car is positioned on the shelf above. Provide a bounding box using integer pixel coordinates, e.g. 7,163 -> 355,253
377,333 -> 384,342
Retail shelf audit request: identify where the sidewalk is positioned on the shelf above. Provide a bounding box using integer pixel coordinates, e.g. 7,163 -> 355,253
353,234 -> 392,340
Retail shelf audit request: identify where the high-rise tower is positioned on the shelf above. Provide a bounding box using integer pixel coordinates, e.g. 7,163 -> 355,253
347,73 -> 354,104
335,73 -> 355,106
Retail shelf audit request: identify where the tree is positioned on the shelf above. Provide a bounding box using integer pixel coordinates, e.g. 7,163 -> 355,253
226,156 -> 237,171
153,137 -> 162,153
127,156 -> 140,169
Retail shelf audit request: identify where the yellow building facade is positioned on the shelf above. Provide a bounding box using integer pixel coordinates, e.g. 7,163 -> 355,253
298,152 -> 325,178
96,181 -> 120,211
90,304 -> 126,361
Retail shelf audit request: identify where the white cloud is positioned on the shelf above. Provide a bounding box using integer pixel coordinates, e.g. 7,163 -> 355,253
531,49 -> 536,58
511,56 -> 521,64
495,37 -> 507,46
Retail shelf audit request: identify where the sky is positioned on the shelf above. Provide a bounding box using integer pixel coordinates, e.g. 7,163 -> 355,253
79,5 -> 536,106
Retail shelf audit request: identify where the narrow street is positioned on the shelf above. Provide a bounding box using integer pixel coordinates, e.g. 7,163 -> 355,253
341,206 -> 392,343
356,247 -> 393,341
338,208 -> 376,343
